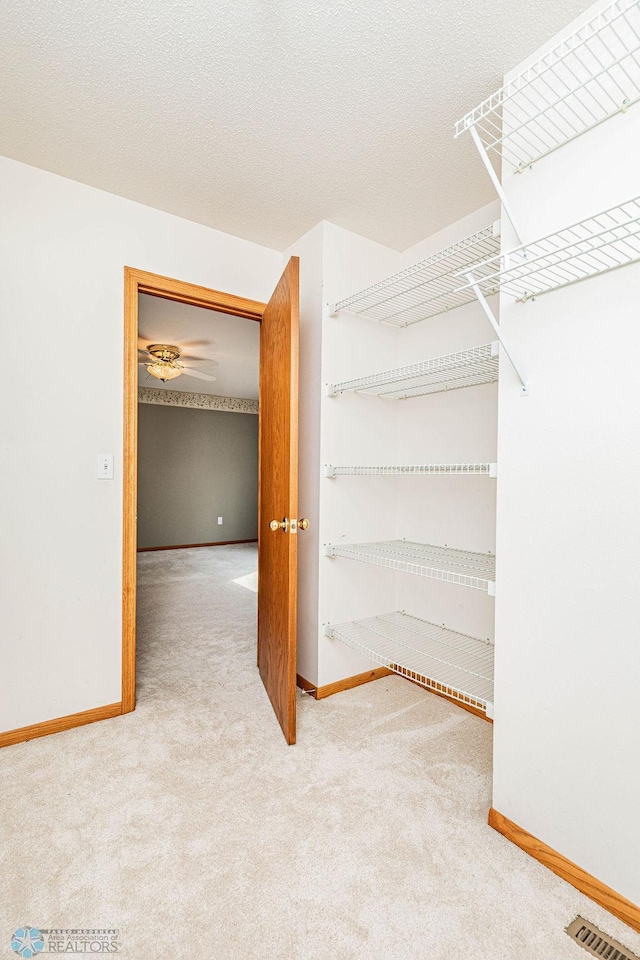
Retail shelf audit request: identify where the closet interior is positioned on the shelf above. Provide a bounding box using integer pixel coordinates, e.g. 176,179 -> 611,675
316,0 -> 640,723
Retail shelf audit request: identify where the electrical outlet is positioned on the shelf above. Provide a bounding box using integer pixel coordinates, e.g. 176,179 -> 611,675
97,454 -> 114,480
217,517 -> 223,525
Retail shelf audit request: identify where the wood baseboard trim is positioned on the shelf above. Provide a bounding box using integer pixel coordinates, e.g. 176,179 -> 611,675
0,702 -> 123,749
297,667 -> 491,721
138,538 -> 258,552
297,667 -> 392,700
431,689 -> 491,722
300,665 -> 490,721
398,672 -> 492,722
296,674 -> 318,696
317,667 -> 393,699
488,808 -> 640,934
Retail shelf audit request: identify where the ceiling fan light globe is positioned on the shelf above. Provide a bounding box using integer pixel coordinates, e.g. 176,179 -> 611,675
147,359 -> 183,382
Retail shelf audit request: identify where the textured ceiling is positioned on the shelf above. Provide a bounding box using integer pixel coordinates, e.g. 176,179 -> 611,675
138,295 -> 259,399
0,0 -> 588,251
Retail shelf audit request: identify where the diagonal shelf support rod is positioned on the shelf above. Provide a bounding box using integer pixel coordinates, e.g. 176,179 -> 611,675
464,271 -> 530,397
467,123 -> 524,246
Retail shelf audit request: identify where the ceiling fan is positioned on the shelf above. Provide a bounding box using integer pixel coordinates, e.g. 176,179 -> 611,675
139,343 -> 217,384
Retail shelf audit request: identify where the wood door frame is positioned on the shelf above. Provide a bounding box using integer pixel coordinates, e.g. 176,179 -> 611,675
122,267 -> 266,713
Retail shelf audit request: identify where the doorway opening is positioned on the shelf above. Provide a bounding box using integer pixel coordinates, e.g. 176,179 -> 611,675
122,263 -> 300,743
136,295 -> 260,554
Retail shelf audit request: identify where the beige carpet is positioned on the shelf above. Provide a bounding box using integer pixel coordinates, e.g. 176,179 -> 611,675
2,544 -> 639,959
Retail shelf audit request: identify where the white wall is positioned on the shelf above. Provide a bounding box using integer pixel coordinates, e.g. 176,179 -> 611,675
492,3 -> 640,905
0,156 -> 282,732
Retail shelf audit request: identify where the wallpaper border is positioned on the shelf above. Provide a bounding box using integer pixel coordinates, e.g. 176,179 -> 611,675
138,387 -> 258,414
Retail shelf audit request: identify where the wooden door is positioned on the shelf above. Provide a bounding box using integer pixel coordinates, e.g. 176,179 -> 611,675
257,257 -> 300,744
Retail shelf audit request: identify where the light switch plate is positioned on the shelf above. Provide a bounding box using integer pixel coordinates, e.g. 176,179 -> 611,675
97,454 -> 114,480
217,517 -> 223,525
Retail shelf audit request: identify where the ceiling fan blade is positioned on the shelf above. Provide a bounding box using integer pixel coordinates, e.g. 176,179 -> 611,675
182,367 -> 217,382
179,354 -> 211,362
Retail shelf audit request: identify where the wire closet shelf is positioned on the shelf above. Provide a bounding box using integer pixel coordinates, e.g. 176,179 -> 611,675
325,463 -> 497,477
327,342 -> 498,399
455,0 -> 640,171
327,540 -> 496,593
329,225 -> 500,327
462,197 -> 640,300
328,611 -> 494,714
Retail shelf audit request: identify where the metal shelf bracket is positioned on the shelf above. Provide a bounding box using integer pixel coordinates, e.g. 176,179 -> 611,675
464,271 -> 530,397
464,120 -> 525,246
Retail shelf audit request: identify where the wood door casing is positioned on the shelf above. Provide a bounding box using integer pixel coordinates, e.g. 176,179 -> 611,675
257,258 -> 300,744
122,268 -> 265,715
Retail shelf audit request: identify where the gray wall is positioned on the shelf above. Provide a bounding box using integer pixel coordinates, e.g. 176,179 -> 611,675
137,404 -> 258,548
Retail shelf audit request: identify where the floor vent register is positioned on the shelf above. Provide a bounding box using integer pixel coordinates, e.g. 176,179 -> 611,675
566,917 -> 639,960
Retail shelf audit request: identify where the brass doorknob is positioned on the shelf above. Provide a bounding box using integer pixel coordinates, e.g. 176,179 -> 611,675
269,519 -> 288,532
298,519 -> 310,531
